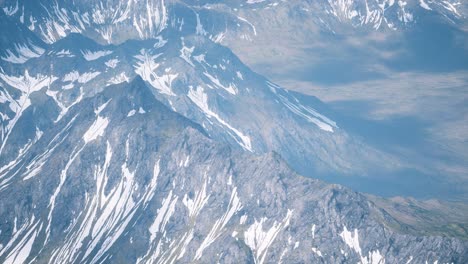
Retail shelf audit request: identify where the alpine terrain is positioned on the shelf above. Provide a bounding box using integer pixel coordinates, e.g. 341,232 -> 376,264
0,0 -> 467,263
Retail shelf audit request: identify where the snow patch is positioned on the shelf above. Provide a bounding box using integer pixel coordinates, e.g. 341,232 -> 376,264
94,100 -> 111,115
149,190 -> 178,242
2,219 -> 39,264
81,50 -> 113,61
340,226 -> 385,264
105,58 -> 119,69
203,72 -> 237,95
180,43 -> 195,67
134,49 -> 177,96
154,36 -> 168,49
240,215 -> 248,225
244,210 -> 293,264
1,42 -> 44,64
419,0 -> 432,10
107,72 -> 129,85
195,12 -> 207,36
0,70 -> 57,154
274,87 -> 337,132
56,49 -> 74,58
127,109 -> 136,117
236,15 -> 257,35
340,226 -> 362,256
194,187 -> 242,260
236,71 -> 244,80
211,32 -> 226,43
312,247 -> 323,257
188,86 -> 252,151
183,172 -> 210,219
83,116 -> 109,143
193,53 -> 206,64
63,70 -> 100,84
3,1 -> 19,16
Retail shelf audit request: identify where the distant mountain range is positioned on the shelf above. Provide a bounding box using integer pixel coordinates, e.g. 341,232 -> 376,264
2,0 -> 466,45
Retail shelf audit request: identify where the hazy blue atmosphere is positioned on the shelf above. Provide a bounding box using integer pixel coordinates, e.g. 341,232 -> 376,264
233,8 -> 468,201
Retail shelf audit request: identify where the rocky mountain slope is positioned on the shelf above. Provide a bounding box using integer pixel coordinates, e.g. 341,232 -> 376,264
0,78 -> 467,263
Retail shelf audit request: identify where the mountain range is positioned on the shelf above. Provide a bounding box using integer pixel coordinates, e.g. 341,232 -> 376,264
1,0 -> 467,263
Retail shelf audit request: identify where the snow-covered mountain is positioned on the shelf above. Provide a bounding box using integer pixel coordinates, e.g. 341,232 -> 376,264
0,12 -> 402,181
1,77 -> 467,263
238,0 -> 465,30
1,0 -> 465,46
1,1 -> 467,263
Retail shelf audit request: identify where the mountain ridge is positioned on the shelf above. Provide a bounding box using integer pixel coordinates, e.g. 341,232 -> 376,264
1,27 -> 411,192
